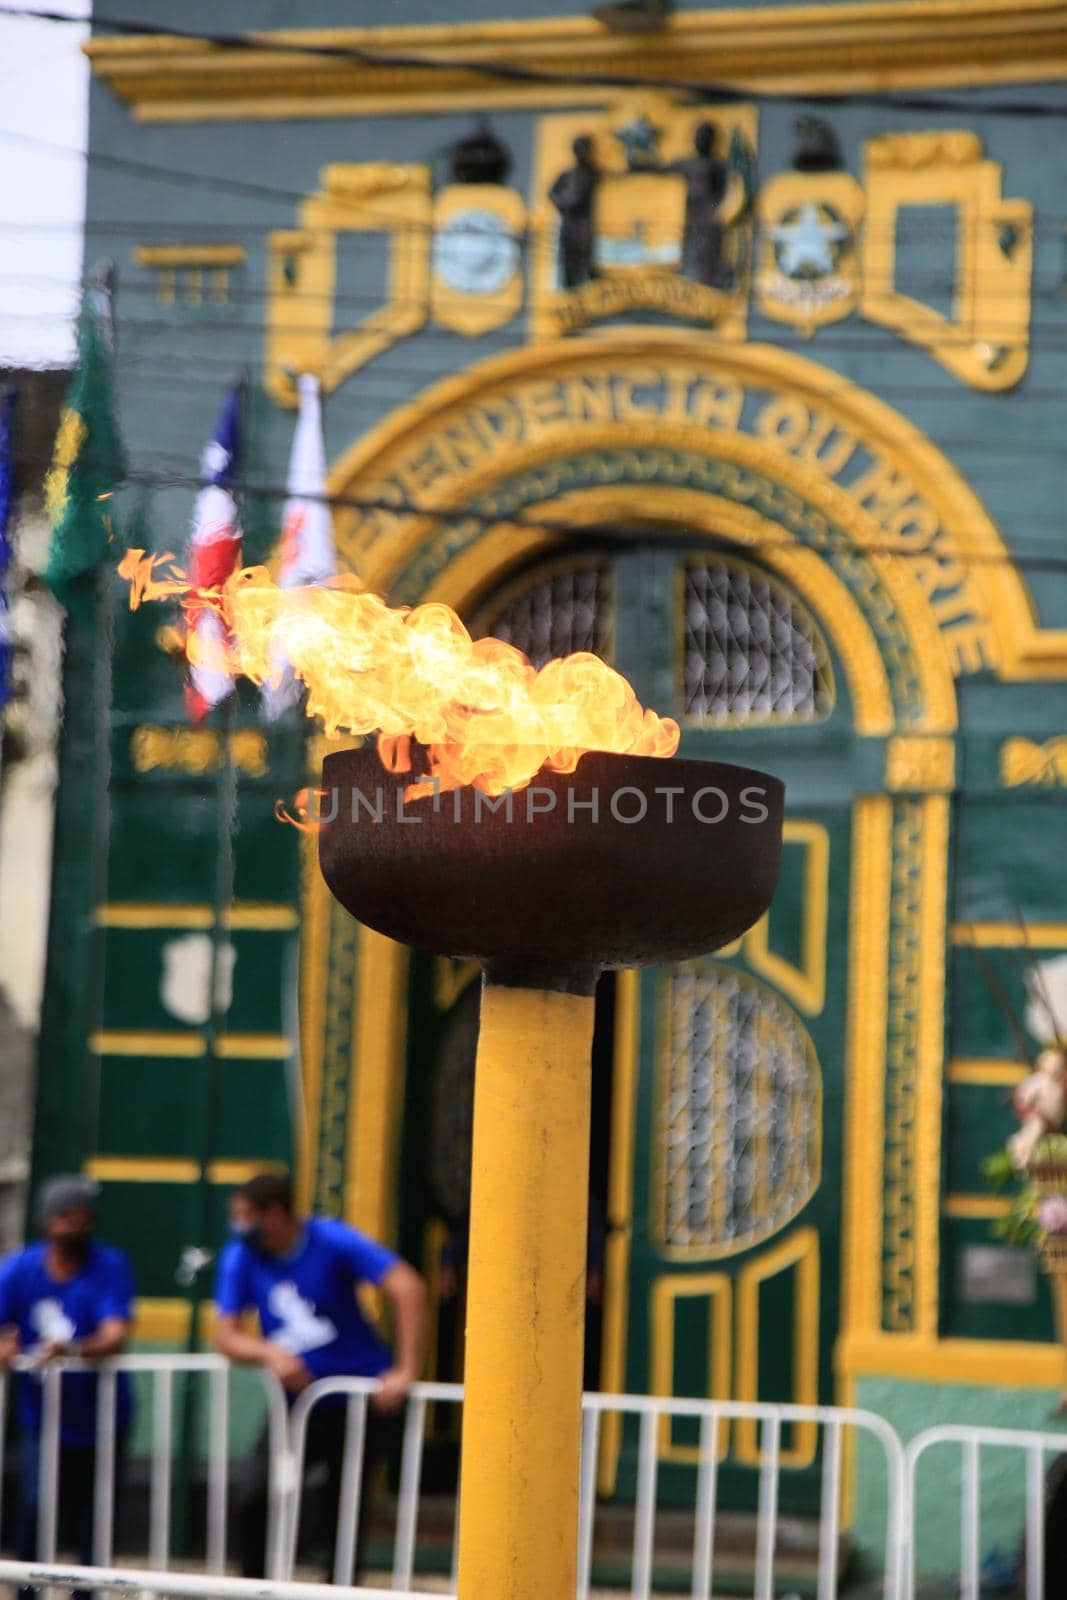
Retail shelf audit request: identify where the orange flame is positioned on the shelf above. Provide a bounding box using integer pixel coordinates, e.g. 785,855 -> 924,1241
118,550 -> 680,795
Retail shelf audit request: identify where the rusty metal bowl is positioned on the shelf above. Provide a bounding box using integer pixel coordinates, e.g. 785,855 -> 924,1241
319,746 -> 784,993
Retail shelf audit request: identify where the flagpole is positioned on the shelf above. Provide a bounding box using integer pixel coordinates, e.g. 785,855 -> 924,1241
182,364 -> 247,1352
186,688 -> 238,1346
174,372 -> 246,1553
81,264 -> 118,1176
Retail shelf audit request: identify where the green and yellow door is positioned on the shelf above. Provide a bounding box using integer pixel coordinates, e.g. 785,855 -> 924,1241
402,531 -> 858,1509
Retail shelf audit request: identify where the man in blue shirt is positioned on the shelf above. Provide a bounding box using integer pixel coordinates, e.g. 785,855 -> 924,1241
0,1175 -> 135,1600
214,1171 -> 427,1579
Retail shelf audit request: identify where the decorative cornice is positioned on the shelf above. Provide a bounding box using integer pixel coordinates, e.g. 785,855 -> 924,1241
86,2 -> 1067,123
133,244 -> 246,268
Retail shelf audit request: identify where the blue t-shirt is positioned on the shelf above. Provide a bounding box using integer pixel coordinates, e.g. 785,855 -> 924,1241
214,1217 -> 398,1382
0,1241 -> 135,1445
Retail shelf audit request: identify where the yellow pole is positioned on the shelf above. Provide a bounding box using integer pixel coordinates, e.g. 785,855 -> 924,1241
457,979 -> 596,1600
1051,1267 -> 1067,1405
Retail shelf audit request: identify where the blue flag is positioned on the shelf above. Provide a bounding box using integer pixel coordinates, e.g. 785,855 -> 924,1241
199,381 -> 241,488
0,386 -> 17,709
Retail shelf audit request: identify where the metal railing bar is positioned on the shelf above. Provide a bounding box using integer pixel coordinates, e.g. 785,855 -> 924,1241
960,1435 -> 980,1600
754,1413 -> 781,1600
577,1405 -> 600,1600
331,1392 -> 367,1588
149,1367 -> 173,1570
206,1364 -> 228,1573
817,1420 -> 842,1600
632,1407 -> 658,1600
691,1411 -> 718,1600
392,1394 -> 426,1593
0,1559 -> 422,1600
262,1371 -> 291,1581
38,1365 -> 61,1564
1026,1442 -> 1045,1600
92,1369 -> 118,1567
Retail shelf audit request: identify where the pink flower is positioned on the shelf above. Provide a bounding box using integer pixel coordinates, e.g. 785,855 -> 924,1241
1039,1197 -> 1067,1234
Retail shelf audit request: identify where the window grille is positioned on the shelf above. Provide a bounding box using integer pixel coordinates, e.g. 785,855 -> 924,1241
660,965 -> 821,1256
683,560 -> 833,724
484,561 -> 613,667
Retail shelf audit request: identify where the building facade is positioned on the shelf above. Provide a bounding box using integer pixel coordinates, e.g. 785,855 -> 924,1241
35,0 -> 1067,1563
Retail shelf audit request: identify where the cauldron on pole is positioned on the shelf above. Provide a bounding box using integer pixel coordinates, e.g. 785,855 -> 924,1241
318,745 -> 784,1600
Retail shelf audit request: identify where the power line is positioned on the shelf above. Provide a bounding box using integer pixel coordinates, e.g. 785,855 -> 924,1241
3,114 -> 1065,263
18,343 -> 1067,471
8,264 -> 1067,317
10,446 -> 1067,571
12,323 -> 1067,477
1,291 -> 1061,346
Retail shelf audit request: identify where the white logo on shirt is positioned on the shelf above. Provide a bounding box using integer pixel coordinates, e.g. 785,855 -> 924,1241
30,1299 -> 76,1351
267,1282 -> 337,1354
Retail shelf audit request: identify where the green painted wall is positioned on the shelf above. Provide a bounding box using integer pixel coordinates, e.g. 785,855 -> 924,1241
29,2 -> 1067,1560
856,1377 -> 1067,1580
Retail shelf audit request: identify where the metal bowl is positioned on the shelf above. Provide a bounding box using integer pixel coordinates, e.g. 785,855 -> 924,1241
319,746 -> 784,993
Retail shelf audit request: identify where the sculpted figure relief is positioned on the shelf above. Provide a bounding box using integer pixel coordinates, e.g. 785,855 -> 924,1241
549,136 -> 600,289
668,120 -> 730,288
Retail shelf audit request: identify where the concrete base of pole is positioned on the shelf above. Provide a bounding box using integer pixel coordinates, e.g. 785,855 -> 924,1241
456,980 -> 596,1600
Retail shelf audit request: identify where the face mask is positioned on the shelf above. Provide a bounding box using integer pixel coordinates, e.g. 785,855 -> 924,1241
231,1221 -> 266,1252
56,1229 -> 91,1258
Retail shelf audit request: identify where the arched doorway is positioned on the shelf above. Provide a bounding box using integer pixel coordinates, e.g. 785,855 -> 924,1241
397,530 -> 854,1508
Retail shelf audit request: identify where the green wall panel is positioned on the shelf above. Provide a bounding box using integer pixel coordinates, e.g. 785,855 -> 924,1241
213,1062 -> 292,1162
954,798 -> 1067,925
944,1083 -> 1018,1192
941,1217 -> 1054,1343
97,1059 -> 204,1157
854,1378 -> 1067,1579
95,1183 -> 199,1300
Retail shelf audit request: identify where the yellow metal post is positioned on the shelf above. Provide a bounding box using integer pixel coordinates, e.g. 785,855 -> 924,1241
457,980 -> 596,1600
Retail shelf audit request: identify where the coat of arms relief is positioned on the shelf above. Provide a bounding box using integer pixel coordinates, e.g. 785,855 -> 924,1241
530,94 -> 757,341
259,95 -> 1031,401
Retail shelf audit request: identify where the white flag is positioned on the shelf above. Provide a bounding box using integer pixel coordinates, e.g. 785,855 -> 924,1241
185,385 -> 242,723
262,374 -> 335,720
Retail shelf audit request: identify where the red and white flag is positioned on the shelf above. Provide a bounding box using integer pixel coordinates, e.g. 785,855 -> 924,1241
184,385 -> 242,722
261,374 -> 335,720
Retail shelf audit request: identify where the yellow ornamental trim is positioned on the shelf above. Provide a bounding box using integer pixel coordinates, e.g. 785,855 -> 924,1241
885,735 -> 956,792
130,723 -> 269,777
1001,736 -> 1067,787
44,408 -> 87,525
865,131 -> 983,170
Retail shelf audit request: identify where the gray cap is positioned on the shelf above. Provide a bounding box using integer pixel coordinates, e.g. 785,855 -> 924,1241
36,1174 -> 99,1228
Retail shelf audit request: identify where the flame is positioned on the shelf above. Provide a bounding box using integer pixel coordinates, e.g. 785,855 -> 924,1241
119,550 -> 680,795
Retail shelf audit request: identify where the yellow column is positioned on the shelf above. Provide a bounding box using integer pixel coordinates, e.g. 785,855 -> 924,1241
457,980 -> 596,1600
1050,1268 -> 1067,1402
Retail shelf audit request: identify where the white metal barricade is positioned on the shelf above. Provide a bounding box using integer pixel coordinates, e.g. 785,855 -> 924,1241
0,1559 -> 423,1600
1,1355 -> 909,1597
905,1422 -> 1067,1600
284,1377 -> 907,1598
0,1354 -> 289,1579
578,1392 -> 906,1600
281,1377 -> 464,1592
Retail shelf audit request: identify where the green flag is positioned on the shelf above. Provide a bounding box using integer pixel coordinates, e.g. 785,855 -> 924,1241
43,293 -> 125,616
